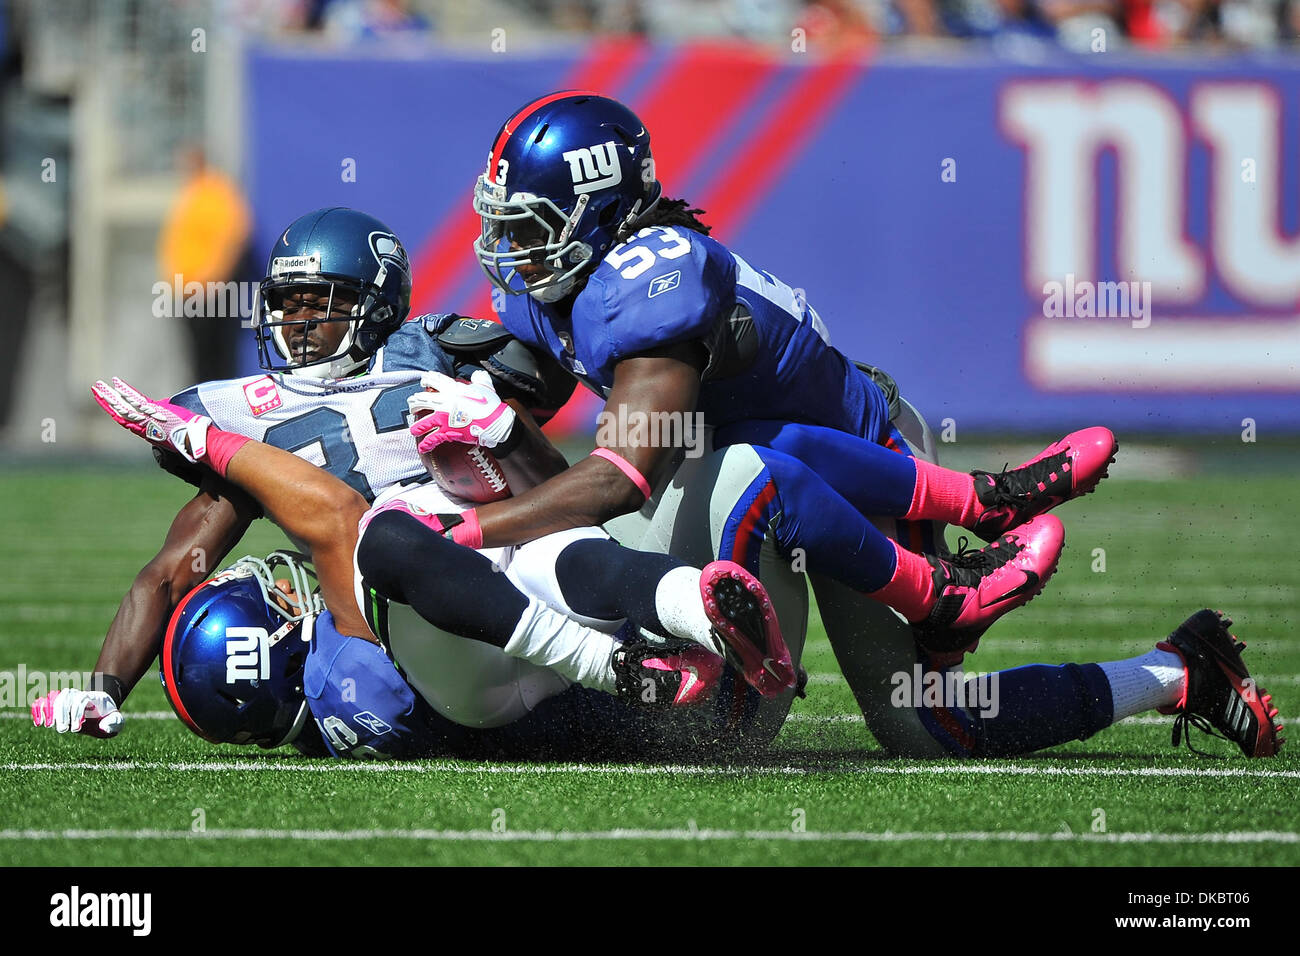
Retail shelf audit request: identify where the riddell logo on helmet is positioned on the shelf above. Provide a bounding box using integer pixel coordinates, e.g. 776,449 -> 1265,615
562,141 -> 622,194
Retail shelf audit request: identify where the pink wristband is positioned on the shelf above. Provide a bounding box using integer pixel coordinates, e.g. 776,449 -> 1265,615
450,509 -> 484,549
590,447 -> 651,501
206,429 -> 252,478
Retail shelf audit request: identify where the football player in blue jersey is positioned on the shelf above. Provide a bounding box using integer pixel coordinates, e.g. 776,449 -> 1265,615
445,90 -> 1120,660
158,550 -> 678,760
428,91 -> 1284,760
36,206 -> 795,748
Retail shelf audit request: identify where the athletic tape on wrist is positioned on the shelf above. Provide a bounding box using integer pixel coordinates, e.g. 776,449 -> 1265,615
450,509 -> 484,549
590,447 -> 651,501
206,429 -> 252,478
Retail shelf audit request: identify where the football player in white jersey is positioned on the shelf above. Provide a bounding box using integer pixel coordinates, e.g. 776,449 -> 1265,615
38,208 -> 793,754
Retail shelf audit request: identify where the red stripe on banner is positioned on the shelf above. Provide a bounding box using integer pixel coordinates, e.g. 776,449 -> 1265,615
459,40 -> 776,321
695,55 -> 867,237
631,42 -> 780,195
541,388 -> 602,436
409,38 -> 649,317
730,481 -> 778,570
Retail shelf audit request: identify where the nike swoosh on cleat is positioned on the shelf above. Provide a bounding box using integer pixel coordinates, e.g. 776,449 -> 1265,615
678,667 -> 699,699
762,658 -> 785,680
988,570 -> 1040,606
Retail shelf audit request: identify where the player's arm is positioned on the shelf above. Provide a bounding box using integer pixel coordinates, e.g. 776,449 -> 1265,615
472,340 -> 706,548
91,378 -> 374,641
220,441 -> 374,641
492,398 -> 570,493
95,473 -> 256,701
33,467 -> 259,737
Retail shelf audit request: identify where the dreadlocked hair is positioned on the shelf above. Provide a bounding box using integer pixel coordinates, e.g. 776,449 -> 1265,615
637,196 -> 712,236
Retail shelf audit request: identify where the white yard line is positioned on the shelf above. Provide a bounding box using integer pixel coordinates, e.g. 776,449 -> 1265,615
3,760 -> 1298,779
0,827 -> 1294,843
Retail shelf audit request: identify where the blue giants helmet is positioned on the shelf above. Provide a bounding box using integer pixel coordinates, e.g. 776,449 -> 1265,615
474,91 -> 661,302
256,207 -> 412,380
161,552 -> 323,750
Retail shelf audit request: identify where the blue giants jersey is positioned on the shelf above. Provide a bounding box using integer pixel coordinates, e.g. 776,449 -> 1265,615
303,611 -> 466,759
498,226 -> 891,441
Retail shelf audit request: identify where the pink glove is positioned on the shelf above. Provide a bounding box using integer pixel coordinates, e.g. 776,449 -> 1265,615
408,370 -> 516,455
92,377 -> 249,476
93,377 -> 212,462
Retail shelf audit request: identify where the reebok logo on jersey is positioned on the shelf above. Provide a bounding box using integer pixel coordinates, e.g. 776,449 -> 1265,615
243,376 -> 283,416
353,711 -> 392,735
562,141 -> 622,195
647,271 -> 681,298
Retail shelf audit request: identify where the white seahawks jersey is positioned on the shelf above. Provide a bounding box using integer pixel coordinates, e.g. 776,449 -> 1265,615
171,369 -> 426,501
169,317 -> 457,502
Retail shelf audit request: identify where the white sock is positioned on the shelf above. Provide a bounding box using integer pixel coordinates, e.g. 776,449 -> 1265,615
653,566 -> 722,654
1098,647 -> 1186,722
503,596 -> 618,693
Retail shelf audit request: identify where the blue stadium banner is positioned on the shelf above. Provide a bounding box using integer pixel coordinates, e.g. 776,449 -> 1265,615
246,42 -> 1300,433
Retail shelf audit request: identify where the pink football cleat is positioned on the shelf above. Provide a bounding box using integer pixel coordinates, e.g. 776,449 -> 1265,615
970,426 -> 1118,541
913,514 -> 1065,653
612,639 -> 723,708
699,560 -> 795,697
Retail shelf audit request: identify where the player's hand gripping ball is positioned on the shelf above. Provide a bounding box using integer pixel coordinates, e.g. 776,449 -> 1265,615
408,371 -> 512,503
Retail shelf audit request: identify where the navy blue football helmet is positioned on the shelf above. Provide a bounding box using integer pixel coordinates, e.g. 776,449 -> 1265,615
474,91 -> 661,302
256,207 -> 412,379
161,552 -> 322,751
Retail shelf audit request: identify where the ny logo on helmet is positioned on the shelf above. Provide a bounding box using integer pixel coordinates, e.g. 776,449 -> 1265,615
225,627 -> 270,683
562,141 -> 622,195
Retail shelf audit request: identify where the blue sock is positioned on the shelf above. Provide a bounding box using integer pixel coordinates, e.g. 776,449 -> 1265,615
918,662 -> 1114,757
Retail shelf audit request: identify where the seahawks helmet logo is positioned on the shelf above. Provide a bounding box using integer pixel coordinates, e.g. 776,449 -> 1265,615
368,231 -> 409,273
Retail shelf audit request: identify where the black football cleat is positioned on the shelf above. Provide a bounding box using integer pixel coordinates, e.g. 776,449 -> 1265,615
1157,609 -> 1284,758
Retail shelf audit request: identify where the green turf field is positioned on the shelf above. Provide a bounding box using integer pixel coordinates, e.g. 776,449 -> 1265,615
1,456 -> 1297,866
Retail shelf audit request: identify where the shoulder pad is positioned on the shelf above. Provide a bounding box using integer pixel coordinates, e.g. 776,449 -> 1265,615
436,316 -> 514,353
483,340 -> 576,423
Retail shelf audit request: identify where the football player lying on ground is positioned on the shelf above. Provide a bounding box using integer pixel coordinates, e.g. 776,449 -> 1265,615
600,413 -> 1286,759
451,90 -> 1283,759
82,378 -> 795,755
87,374 -> 1286,760
28,206 -> 787,745
453,90 -> 1118,663
155,550 -> 681,760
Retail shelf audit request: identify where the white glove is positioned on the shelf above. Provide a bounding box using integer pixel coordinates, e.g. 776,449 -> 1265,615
31,689 -> 125,738
408,369 -> 517,451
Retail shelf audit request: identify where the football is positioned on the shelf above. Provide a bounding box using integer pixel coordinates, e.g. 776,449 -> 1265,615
423,441 -> 511,503
412,395 -> 511,503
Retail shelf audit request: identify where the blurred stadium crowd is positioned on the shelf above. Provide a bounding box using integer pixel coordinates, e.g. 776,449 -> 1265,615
242,0 -> 1297,49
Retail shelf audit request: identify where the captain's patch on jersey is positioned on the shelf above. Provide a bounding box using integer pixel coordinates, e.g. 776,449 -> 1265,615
243,376 -> 283,416
648,270 -> 681,298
